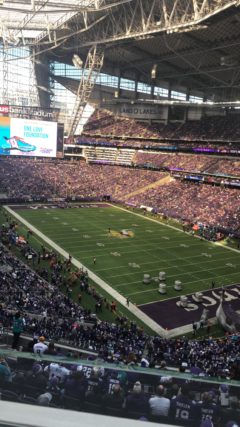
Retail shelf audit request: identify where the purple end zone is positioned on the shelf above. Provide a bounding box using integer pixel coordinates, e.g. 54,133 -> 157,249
138,284 -> 240,330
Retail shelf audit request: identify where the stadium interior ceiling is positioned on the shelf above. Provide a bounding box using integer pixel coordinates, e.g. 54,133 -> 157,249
48,1 -> 240,103
2,1 -> 240,132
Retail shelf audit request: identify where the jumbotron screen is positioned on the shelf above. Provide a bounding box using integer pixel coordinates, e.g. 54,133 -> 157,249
0,117 -> 57,158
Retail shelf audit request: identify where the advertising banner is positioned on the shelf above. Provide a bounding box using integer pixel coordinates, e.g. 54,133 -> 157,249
0,117 -> 57,157
0,105 -> 60,121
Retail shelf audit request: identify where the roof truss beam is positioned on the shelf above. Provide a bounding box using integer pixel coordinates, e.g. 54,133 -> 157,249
71,0 -> 239,48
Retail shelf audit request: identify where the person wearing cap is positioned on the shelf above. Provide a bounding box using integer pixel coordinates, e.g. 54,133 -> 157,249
28,363 -> 48,389
219,384 -> 230,407
125,381 -> 148,416
37,392 -> 52,406
148,385 -> 170,418
141,358 -> 150,368
33,336 -> 48,355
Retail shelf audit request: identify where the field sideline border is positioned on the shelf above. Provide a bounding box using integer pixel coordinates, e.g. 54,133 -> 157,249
4,205 -> 167,338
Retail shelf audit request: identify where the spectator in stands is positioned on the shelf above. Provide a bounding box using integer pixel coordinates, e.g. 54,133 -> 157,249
169,383 -> 197,425
125,381 -> 149,417
0,355 -> 11,383
37,392 -> 52,406
33,336 -> 48,355
220,384 -> 230,407
45,340 -> 57,356
86,367 -> 105,400
12,311 -> 24,350
197,392 -> 220,425
148,385 -> 170,418
44,362 -> 70,384
64,370 -> 87,399
28,363 -> 48,389
103,383 -> 125,410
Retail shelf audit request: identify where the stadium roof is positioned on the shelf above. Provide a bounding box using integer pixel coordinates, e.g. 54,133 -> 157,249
2,1 -> 240,101
0,1 -> 131,40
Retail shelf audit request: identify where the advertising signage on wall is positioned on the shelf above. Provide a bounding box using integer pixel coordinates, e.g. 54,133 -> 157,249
0,105 -> 60,121
0,117 -> 57,158
113,103 -> 167,120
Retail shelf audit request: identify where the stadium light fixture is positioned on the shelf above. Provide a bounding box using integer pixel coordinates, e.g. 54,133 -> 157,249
72,54 -> 83,69
151,64 -> 157,79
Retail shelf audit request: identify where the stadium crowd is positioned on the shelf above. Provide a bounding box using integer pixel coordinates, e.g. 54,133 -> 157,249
83,108 -> 240,143
0,158 -> 162,200
83,148 -> 240,176
0,208 -> 240,425
75,135 -> 240,153
206,160 -> 240,176
1,221 -> 240,382
0,353 -> 240,427
0,158 -> 239,230
126,180 -> 240,230
133,152 -> 218,173
83,109 -> 159,140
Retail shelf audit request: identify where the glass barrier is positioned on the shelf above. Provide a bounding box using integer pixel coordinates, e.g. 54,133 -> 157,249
0,349 -> 239,427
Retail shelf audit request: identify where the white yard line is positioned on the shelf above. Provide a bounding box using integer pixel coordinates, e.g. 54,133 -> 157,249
93,252 -> 238,274
4,205 -> 167,338
105,258 -> 240,280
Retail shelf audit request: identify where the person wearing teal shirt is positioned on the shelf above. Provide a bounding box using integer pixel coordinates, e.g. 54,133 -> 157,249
0,357 -> 11,382
12,311 -> 24,350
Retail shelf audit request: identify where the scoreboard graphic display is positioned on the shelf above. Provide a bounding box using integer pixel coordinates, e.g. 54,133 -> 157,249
0,117 -> 57,158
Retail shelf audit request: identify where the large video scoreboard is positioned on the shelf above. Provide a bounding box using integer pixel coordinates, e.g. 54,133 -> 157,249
0,116 -> 58,158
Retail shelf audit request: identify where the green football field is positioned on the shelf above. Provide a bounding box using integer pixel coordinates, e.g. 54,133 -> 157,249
12,204 -> 240,308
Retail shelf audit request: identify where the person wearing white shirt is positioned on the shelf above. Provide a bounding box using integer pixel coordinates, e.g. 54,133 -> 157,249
44,362 -> 70,382
33,336 -> 48,355
149,385 -> 170,418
